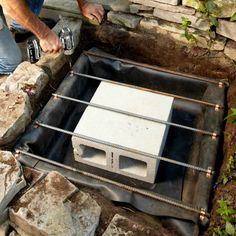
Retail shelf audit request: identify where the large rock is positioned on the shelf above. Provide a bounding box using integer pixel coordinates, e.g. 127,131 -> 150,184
153,8 -> 209,31
107,11 -> 142,28
129,4 -> 153,14
132,0 -> 180,6
87,0 -> 130,12
0,62 -> 49,100
0,221 -> 10,236
0,92 -> 32,146
131,0 -> 194,14
183,0 -> 236,18
10,171 -> 101,236
102,214 -> 166,236
217,19 -> 236,42
224,40 -> 236,61
0,151 -> 26,222
44,0 -> 130,13
139,18 -> 226,51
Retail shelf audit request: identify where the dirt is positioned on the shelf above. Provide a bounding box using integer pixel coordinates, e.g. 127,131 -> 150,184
80,23 -> 236,235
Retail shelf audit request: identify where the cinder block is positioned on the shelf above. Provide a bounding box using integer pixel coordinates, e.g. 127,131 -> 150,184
72,82 -> 173,183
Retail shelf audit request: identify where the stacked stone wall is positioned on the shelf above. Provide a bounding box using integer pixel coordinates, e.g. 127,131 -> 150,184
81,0 -> 236,61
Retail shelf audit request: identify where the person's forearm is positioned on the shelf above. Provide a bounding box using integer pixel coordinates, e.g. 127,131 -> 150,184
2,0 -> 50,39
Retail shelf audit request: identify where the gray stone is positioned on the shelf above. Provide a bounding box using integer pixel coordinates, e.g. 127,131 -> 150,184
102,214 -> 161,235
44,0 -> 130,13
153,8 -> 209,31
0,92 -> 32,146
87,0 -> 130,12
10,171 -> 101,236
129,4 -> 153,14
183,0 -> 236,18
0,152 -> 26,222
36,17 -> 82,80
66,191 -> 101,236
139,18 -> 226,51
0,221 -> 9,236
131,0 -> 194,14
217,19 -> 236,42
224,40 -> 236,61
43,0 -> 80,15
130,0 -> 180,7
107,11 -> 142,28
0,75 -> 8,87
0,62 -> 49,100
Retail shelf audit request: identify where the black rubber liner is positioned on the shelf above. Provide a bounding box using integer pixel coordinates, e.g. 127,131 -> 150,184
16,48 -> 226,236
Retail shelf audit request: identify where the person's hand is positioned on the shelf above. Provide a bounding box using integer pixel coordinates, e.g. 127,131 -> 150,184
81,3 -> 105,24
39,30 -> 63,53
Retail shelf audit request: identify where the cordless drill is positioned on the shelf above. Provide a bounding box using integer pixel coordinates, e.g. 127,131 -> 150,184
27,27 -> 74,65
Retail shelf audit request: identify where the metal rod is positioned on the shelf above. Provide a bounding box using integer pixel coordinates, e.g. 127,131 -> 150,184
71,71 -> 223,110
53,93 -> 218,137
16,149 -> 210,218
83,50 -> 227,87
35,122 -> 215,175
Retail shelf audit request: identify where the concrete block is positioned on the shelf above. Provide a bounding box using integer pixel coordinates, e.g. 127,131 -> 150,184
72,82 -> 173,183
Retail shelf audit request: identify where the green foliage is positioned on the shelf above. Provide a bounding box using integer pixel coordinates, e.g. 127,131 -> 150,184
214,199 -> 236,235
221,154 -> 236,185
181,17 -> 196,42
197,0 -> 219,29
225,108 -> 236,124
180,0 -> 220,42
230,12 -> 236,22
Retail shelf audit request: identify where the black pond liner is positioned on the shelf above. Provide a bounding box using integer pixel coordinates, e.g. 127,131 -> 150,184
16,48 -> 226,236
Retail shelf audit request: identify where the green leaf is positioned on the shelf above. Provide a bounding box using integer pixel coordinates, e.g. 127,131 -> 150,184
230,12 -> 236,22
225,108 -> 236,123
222,175 -> 229,185
225,221 -> 235,235
205,1 -> 218,14
209,16 -> 218,27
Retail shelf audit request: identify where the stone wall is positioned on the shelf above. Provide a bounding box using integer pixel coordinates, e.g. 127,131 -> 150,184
74,0 -> 236,61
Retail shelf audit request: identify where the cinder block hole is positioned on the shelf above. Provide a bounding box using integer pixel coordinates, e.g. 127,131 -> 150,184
119,155 -> 147,177
79,144 -> 107,166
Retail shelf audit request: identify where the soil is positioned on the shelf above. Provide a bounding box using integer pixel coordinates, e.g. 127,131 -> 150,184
80,23 -> 236,235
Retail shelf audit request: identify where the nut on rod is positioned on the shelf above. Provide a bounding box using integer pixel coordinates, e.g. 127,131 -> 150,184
34,121 -> 215,176
15,149 -> 210,218
52,93 -> 219,138
70,71 -> 224,110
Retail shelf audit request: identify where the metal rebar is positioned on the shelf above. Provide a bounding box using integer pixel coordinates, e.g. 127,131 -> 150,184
83,50 -> 227,87
71,71 -> 224,110
35,121 -> 214,175
52,93 -> 218,137
16,149 -> 210,218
